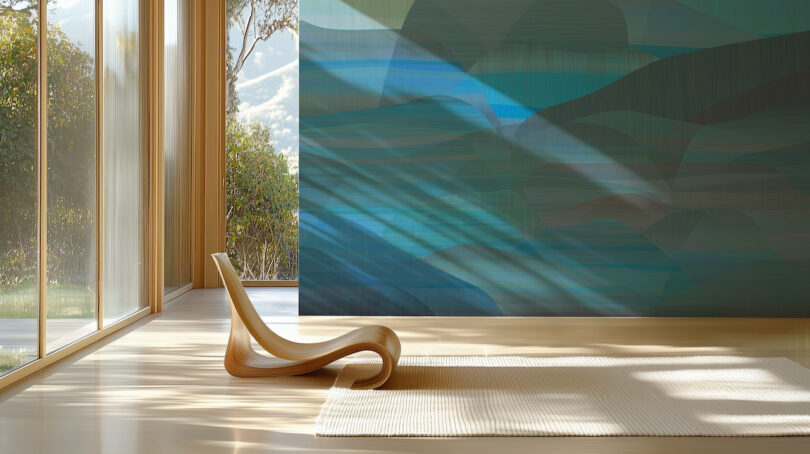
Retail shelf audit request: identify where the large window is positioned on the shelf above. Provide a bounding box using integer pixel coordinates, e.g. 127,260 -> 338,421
164,0 -> 191,295
0,0 -> 146,379
102,0 -> 146,324
0,3 -> 39,374
225,0 -> 299,281
46,0 -> 97,353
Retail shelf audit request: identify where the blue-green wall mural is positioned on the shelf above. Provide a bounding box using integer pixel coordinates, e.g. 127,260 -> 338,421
299,0 -> 810,316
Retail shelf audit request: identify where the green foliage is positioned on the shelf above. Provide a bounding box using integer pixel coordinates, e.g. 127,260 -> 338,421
46,19 -> 96,290
0,10 -> 38,288
0,346 -> 27,372
226,119 -> 299,280
0,282 -> 35,318
1,11 -> 95,291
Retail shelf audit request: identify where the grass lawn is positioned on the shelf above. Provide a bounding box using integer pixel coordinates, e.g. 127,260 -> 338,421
0,282 -> 95,319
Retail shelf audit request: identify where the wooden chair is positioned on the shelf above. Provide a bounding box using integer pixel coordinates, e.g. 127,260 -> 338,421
211,253 -> 401,389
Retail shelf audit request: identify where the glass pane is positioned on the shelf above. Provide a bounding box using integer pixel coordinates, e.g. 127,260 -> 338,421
46,0 -> 97,353
164,0 -> 191,295
225,0 -> 299,281
0,3 -> 39,373
103,0 -> 146,324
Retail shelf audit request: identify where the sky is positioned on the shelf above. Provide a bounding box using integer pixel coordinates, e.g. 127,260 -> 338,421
48,0 -> 95,53
229,21 -> 300,174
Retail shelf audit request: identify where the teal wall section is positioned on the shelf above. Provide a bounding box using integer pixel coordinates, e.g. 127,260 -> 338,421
299,0 -> 810,316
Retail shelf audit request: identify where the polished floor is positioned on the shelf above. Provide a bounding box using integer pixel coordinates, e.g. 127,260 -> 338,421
1,289 -> 810,453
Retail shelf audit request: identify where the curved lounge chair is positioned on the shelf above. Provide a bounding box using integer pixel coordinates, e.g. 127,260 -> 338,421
211,253 -> 401,389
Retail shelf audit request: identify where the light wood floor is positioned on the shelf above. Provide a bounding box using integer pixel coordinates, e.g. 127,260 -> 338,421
1,289 -> 809,453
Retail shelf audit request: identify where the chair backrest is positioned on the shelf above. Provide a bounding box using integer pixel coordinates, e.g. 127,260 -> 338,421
211,253 -> 301,359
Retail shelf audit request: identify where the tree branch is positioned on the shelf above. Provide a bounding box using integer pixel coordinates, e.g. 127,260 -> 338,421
233,0 -> 256,82
233,15 -> 246,37
225,0 -> 298,114
227,0 -> 298,83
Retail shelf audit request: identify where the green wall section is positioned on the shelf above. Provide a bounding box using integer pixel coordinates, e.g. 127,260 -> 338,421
299,0 -> 810,316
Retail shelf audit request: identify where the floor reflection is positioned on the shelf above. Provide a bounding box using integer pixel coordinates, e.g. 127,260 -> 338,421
0,289 -> 808,453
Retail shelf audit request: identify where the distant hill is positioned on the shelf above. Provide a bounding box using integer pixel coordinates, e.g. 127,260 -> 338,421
232,28 -> 299,173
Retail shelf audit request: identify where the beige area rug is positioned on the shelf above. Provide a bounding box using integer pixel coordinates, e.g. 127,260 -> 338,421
316,356 -> 810,437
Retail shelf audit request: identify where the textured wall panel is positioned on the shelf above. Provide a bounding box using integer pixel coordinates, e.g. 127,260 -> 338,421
300,0 -> 810,316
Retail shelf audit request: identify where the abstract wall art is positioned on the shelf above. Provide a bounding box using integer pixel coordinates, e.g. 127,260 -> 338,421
299,0 -> 810,316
